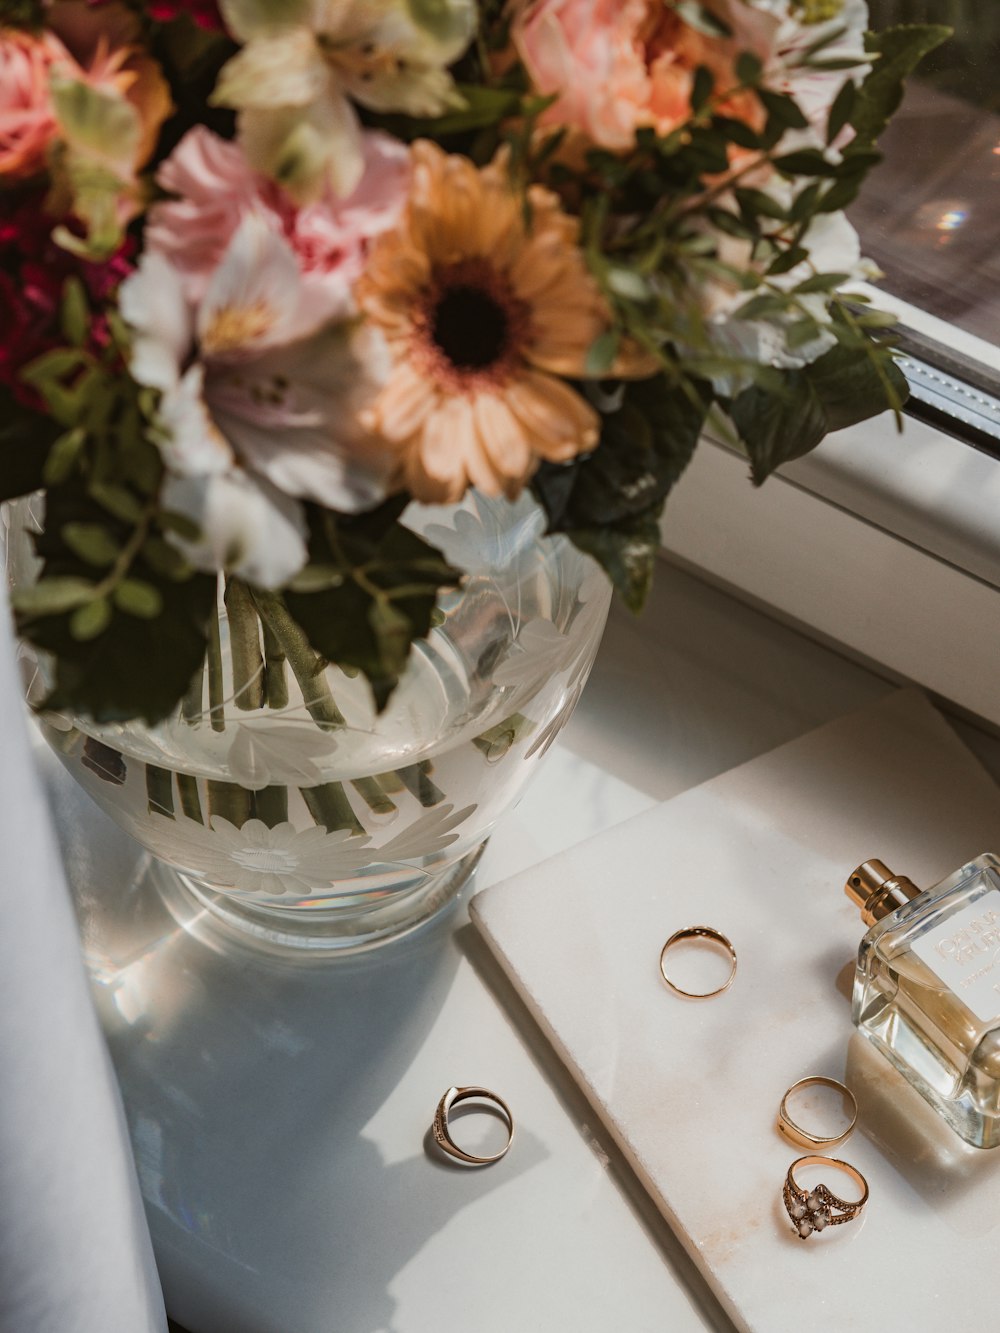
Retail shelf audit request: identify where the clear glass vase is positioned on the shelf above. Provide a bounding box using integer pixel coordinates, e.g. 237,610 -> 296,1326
7,493 -> 610,954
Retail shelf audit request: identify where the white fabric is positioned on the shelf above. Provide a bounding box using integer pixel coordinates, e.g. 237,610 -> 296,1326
0,603 -> 166,1333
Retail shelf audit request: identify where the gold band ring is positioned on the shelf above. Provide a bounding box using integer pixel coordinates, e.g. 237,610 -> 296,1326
658,927 -> 737,999
431,1086 -> 514,1166
783,1155 -> 869,1240
777,1076 -> 858,1150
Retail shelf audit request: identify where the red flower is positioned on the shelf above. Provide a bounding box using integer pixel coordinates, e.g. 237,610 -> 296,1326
148,1 -> 225,31
0,189 -> 135,408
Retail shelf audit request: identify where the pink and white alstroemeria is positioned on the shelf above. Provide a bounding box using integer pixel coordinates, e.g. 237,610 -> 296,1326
120,213 -> 392,586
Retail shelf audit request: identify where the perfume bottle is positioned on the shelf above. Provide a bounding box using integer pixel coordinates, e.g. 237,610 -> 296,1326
847,855 -> 1000,1149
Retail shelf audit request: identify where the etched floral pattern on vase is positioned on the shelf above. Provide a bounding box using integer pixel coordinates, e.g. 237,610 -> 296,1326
9,491 -> 611,952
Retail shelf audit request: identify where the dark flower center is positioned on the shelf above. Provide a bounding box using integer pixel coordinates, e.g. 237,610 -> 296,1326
431,284 -> 510,371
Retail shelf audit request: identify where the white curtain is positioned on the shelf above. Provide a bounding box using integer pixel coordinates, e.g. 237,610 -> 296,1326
0,600 -> 166,1333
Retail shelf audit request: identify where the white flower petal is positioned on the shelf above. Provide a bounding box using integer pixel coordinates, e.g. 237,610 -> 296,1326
162,470 -> 308,587
159,366 -> 234,477
239,91 -> 365,203
219,0 -> 314,42
119,253 -> 193,392
213,29 -> 327,109
209,323 -> 393,511
197,212 -> 310,354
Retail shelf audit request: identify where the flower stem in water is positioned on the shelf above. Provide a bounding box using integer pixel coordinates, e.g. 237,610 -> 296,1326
225,579 -> 264,711
146,764 -> 175,819
350,776 -> 397,816
208,587 -> 226,733
252,590 -> 345,732
397,760 -> 445,808
207,779 -> 251,828
301,782 -> 364,834
177,773 -> 204,824
253,785 -> 289,828
262,618 -> 289,711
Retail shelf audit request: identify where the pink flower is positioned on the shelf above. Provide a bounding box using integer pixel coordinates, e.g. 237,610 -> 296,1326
0,28 -> 67,182
145,126 -> 410,313
512,0 -> 778,152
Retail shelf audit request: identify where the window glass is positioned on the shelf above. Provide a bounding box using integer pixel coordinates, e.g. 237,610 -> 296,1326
850,1 -> 1000,348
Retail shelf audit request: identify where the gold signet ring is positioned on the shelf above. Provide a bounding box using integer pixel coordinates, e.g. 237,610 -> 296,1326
431,1086 -> 514,1166
659,926 -> 737,998
783,1156 -> 869,1240
778,1076 -> 858,1150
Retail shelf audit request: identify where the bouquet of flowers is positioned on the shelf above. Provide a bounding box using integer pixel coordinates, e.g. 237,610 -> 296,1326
1,0 -> 946,725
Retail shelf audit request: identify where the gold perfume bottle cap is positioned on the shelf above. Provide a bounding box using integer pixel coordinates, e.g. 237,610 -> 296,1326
845,859 -> 923,926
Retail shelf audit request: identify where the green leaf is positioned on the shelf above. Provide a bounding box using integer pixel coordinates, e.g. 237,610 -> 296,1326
585,329 -> 622,377
731,341 -> 909,484
70,597 -> 112,642
13,577 -> 96,618
27,560 -> 215,724
21,482 -> 216,724
371,85 -> 522,140
62,521 -> 120,567
735,52 -> 763,86
851,25 -> 952,145
826,78 -> 857,145
285,502 -> 461,712
566,512 -> 662,615
368,600 -> 412,682
114,579 -> 164,619
43,426 -> 87,486
692,65 -> 714,112
774,148 -> 838,177
58,279 -> 89,350
0,390 -> 61,502
532,374 -> 710,610
767,245 -> 809,276
89,482 -> 144,524
757,89 -> 810,131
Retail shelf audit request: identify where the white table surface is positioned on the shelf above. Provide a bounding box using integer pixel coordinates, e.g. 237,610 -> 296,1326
41,559 -> 995,1333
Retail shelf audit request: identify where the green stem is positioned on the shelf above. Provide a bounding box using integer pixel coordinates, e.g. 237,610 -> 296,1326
301,782 -> 364,835
253,785 -> 289,828
181,663 -> 205,725
376,770 -> 406,795
350,777 -> 397,817
472,713 -> 533,762
208,587 -> 226,733
207,779 -> 251,829
225,579 -> 264,711
177,773 -> 204,824
262,618 -> 289,711
251,590 -> 345,732
397,760 -> 445,808
145,764 -> 175,819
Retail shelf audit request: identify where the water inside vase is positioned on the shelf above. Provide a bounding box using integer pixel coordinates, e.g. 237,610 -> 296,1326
35,522 -> 609,914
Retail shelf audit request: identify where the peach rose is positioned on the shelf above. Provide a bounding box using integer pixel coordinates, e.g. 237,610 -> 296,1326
0,29 -> 67,181
513,0 -> 779,151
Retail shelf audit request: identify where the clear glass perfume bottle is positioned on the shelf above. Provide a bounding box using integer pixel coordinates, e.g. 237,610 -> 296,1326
847,855 -> 1000,1149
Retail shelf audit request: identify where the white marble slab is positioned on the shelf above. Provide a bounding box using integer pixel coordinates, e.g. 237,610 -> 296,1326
471,690 -> 1000,1333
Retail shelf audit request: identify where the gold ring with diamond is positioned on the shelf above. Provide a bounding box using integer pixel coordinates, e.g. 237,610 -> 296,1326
783,1155 -> 869,1240
658,926 -> 737,999
431,1086 -> 514,1166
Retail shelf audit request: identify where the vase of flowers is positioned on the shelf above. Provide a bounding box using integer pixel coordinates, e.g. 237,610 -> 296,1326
1,0 -> 944,951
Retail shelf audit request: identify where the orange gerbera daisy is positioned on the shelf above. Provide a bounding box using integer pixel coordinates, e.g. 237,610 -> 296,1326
357,140 -> 610,504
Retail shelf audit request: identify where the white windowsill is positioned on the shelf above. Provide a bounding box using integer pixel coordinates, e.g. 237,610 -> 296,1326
661,412 -> 1000,729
